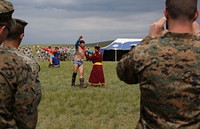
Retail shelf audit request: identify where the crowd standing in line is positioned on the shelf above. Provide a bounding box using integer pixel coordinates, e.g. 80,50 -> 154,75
0,0 -> 41,128
20,45 -> 75,62
117,0 -> 200,128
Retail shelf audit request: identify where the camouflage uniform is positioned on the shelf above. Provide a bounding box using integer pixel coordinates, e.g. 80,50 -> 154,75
0,1 -> 40,129
2,45 -> 42,105
0,48 -> 39,129
116,32 -> 200,129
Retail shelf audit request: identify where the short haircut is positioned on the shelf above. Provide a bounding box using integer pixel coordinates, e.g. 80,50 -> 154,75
6,18 -> 28,40
165,0 -> 198,20
79,40 -> 85,44
95,46 -> 100,50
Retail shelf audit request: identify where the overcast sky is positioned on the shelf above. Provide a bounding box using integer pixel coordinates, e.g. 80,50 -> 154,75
9,0 -> 200,45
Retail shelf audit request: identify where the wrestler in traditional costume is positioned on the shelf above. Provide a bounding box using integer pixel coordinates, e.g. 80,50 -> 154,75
42,46 -> 59,67
71,40 -> 87,88
53,47 -> 60,67
85,46 -> 105,86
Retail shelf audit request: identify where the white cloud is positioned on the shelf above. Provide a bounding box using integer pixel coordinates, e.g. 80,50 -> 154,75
7,0 -> 200,44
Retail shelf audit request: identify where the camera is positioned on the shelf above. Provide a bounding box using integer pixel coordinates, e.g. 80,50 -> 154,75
165,21 -> 168,30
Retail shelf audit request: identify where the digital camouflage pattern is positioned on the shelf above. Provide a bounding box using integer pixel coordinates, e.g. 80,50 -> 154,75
0,47 -> 40,128
0,0 -> 14,14
116,32 -> 200,129
0,0 -> 14,25
2,45 -> 42,105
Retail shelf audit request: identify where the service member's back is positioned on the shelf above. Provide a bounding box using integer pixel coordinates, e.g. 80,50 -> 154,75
116,0 -> 200,128
0,0 -> 40,129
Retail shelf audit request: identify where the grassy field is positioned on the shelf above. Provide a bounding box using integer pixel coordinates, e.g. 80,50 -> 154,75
37,61 -> 140,129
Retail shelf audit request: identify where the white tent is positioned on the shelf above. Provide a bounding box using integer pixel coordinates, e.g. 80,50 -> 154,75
100,38 -> 142,61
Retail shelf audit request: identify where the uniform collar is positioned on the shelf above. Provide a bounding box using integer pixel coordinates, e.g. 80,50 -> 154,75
164,32 -> 195,39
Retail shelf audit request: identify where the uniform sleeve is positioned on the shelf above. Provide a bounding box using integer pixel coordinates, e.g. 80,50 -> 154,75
116,49 -> 138,84
0,73 -> 18,129
13,68 -> 38,129
139,36 -> 152,45
0,62 -> 38,129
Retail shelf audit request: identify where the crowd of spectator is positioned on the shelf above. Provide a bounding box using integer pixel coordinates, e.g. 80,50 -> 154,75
18,45 -> 76,62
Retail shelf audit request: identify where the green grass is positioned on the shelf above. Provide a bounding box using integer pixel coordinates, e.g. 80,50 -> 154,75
37,61 -> 140,129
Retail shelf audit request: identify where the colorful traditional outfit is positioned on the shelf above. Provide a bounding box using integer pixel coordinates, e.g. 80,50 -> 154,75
86,48 -> 105,86
53,50 -> 60,67
42,47 -> 60,67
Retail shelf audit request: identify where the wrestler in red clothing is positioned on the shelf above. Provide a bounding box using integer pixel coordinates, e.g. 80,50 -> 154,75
42,46 -> 59,67
85,46 -> 105,86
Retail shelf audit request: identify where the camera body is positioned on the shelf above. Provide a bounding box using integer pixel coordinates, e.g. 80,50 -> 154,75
165,21 -> 168,30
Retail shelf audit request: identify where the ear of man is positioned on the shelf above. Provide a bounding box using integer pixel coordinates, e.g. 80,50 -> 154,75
193,10 -> 199,21
0,26 -> 7,33
0,26 -> 8,43
20,33 -> 24,40
164,8 -> 169,19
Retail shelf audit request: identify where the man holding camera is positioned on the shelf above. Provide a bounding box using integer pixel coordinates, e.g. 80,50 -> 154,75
117,0 -> 200,128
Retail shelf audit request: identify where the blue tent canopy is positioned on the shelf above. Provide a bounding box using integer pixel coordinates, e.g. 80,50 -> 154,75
121,41 -> 141,50
103,42 -> 123,50
100,38 -> 142,61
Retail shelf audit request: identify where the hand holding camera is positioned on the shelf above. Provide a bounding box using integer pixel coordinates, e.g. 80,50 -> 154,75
148,17 -> 168,38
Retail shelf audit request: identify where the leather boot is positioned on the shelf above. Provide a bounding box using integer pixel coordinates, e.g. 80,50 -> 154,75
71,73 -> 77,86
71,77 -> 76,86
80,78 -> 87,88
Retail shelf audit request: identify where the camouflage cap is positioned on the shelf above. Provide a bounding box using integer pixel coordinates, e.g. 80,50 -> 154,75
0,0 -> 14,29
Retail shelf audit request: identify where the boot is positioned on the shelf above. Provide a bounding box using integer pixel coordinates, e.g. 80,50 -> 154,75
71,73 -> 77,86
71,78 -> 76,86
80,78 -> 87,88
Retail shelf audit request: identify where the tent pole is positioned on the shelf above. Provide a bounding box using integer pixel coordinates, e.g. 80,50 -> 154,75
115,49 -> 117,62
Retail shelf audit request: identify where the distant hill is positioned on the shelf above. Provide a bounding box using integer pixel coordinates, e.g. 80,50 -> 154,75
21,40 -> 114,48
86,40 -> 114,48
